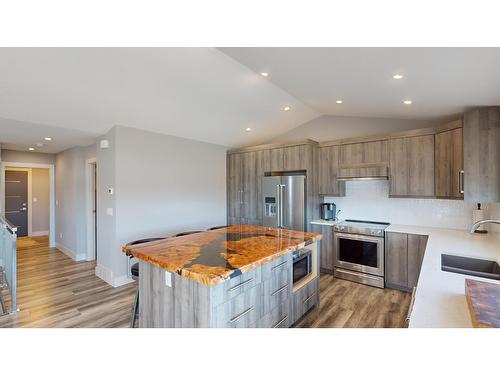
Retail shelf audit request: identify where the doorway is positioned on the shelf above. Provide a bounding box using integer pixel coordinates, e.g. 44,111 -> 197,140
4,170 -> 29,237
1,162 -> 55,247
85,158 -> 97,261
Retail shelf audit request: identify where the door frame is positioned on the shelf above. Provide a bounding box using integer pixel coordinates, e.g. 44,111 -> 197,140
85,157 -> 97,261
1,162 -> 55,247
4,167 -> 33,236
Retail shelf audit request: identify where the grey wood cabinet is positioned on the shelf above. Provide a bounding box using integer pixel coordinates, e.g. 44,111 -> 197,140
435,125 -> 463,199
318,145 -> 345,196
385,232 -> 428,292
389,135 -> 435,197
339,140 -> 388,166
312,224 -> 334,273
139,249 -> 320,328
227,153 -> 243,225
463,107 -> 500,203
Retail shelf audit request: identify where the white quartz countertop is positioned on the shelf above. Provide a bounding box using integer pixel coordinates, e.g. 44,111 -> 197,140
310,219 -> 338,226
386,224 -> 500,328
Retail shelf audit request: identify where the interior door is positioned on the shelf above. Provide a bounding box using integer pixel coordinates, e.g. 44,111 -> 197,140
5,170 -> 28,237
281,175 -> 306,231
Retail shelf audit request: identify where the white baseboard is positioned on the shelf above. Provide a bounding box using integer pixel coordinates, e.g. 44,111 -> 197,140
55,242 -> 87,262
95,263 -> 134,288
30,230 -> 49,237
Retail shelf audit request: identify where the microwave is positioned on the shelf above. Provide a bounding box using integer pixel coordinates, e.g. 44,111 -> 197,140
293,249 -> 312,284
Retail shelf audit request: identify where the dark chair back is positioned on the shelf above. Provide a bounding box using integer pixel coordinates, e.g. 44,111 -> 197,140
173,230 -> 203,237
207,225 -> 229,230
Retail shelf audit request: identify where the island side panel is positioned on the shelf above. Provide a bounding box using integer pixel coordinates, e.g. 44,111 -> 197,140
139,261 -> 211,328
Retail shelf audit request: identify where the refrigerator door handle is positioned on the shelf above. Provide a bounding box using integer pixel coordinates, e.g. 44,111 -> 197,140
279,184 -> 286,228
276,184 -> 281,227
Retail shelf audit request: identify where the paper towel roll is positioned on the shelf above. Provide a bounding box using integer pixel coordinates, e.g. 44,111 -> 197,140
472,207 -> 487,232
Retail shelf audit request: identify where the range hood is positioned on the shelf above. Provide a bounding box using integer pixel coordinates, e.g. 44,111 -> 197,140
337,164 -> 389,181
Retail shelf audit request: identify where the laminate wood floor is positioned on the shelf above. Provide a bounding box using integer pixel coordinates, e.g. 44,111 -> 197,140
0,236 -> 136,328
296,274 -> 411,328
1,237 -> 410,328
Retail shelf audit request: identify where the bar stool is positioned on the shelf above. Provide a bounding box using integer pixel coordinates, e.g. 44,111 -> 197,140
126,237 -> 166,328
173,230 -> 203,237
207,225 -> 229,230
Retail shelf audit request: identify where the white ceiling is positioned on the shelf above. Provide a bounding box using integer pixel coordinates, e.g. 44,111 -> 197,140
0,48 -> 318,152
220,47 -> 500,120
1,48 -> 500,154
0,116 -> 99,154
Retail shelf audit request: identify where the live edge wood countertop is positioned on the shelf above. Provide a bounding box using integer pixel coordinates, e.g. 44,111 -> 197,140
122,224 -> 321,287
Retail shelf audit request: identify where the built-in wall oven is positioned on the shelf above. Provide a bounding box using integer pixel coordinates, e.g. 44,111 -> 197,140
293,249 -> 312,285
333,220 -> 389,288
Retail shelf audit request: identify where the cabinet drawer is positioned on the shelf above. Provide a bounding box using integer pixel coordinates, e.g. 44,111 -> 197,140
259,300 -> 291,328
292,277 -> 319,323
211,267 -> 262,307
261,253 -> 292,280
262,266 -> 292,312
213,284 -> 262,328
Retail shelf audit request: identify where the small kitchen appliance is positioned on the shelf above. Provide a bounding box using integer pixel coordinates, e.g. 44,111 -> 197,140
320,203 -> 336,221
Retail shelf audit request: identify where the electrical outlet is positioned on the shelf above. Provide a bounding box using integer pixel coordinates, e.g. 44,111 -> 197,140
165,271 -> 172,287
33,197 -> 38,203
106,207 -> 113,216
59,233 -> 63,239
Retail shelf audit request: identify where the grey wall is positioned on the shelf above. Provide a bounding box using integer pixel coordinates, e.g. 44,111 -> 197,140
55,144 -> 96,258
270,115 -> 436,143
96,126 -> 227,286
1,149 -> 55,164
32,168 -> 49,233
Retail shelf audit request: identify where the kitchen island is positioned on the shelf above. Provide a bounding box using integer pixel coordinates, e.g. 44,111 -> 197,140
122,224 -> 322,328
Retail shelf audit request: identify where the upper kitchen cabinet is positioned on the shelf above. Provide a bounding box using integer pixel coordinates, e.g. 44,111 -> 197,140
318,145 -> 345,196
389,134 -> 435,197
339,139 -> 388,166
435,120 -> 464,199
463,107 -> 500,203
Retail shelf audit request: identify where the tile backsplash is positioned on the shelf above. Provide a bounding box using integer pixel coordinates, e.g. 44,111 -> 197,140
323,180 -> 500,232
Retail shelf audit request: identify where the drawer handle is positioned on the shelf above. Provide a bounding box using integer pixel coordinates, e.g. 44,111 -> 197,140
303,292 -> 316,304
273,315 -> 288,328
229,306 -> 254,323
228,278 -> 253,292
271,260 -> 288,271
271,284 -> 289,296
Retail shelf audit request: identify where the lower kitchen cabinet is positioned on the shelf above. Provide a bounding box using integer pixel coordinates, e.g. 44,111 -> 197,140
292,276 -> 320,323
385,232 -> 428,292
312,224 -> 334,273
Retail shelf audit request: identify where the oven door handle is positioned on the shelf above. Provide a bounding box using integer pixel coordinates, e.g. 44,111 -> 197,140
334,232 -> 384,242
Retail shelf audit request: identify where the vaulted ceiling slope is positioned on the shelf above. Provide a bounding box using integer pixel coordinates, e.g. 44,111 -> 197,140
0,48 -> 318,151
220,47 -> 500,120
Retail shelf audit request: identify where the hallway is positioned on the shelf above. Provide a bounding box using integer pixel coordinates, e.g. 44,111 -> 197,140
0,236 -> 135,327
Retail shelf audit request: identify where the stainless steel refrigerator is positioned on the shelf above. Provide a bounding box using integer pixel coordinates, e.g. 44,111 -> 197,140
262,175 -> 306,231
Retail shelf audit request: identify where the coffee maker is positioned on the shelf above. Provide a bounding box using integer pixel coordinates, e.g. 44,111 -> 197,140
320,203 -> 336,221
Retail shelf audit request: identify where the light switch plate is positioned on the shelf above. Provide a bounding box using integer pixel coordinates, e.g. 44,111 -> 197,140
100,139 -> 109,149
165,271 -> 172,287
33,197 -> 38,203
106,207 -> 113,216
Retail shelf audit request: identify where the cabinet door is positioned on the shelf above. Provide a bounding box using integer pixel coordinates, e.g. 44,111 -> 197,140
435,127 -> 463,198
318,145 -> 345,196
363,140 -> 388,164
312,224 -> 334,272
408,134 -> 435,197
241,151 -> 258,224
339,143 -> 364,166
283,145 -> 310,171
227,153 -> 242,223
407,234 -> 428,288
389,138 -> 409,196
385,232 -> 408,290
269,148 -> 284,171
464,108 -> 500,202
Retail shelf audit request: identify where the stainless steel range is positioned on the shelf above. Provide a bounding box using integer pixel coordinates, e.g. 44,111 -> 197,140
333,220 -> 390,288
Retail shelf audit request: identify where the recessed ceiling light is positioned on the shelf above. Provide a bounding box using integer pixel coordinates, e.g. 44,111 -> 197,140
28,147 -> 35,151
336,100 -> 343,104
403,100 -> 412,105
393,74 -> 404,79
260,72 -> 269,77
245,127 -> 252,132
283,106 -> 291,111
44,137 -> 52,141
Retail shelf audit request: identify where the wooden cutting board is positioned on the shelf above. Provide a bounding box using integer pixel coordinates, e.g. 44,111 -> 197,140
465,279 -> 500,328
